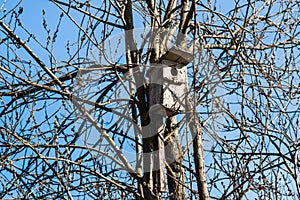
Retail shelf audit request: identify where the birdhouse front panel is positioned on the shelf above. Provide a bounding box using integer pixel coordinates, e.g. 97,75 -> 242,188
162,65 -> 188,114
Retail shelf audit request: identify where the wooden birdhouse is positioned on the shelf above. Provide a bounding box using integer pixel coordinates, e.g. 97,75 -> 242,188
149,46 -> 193,115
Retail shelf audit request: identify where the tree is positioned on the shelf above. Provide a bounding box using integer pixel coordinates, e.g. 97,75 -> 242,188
1,0 -> 300,199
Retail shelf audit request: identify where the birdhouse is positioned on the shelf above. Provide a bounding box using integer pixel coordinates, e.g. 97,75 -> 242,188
149,46 -> 192,115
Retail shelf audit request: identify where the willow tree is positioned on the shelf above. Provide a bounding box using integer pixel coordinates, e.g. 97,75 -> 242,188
1,0 -> 300,199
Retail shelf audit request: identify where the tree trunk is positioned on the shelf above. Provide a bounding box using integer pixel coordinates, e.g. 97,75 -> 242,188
165,116 -> 186,200
187,106 -> 209,200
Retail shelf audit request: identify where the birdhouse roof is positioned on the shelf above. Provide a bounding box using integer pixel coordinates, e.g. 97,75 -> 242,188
159,46 -> 193,66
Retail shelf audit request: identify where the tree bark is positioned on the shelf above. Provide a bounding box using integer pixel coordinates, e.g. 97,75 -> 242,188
165,116 -> 186,200
186,106 -> 209,200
